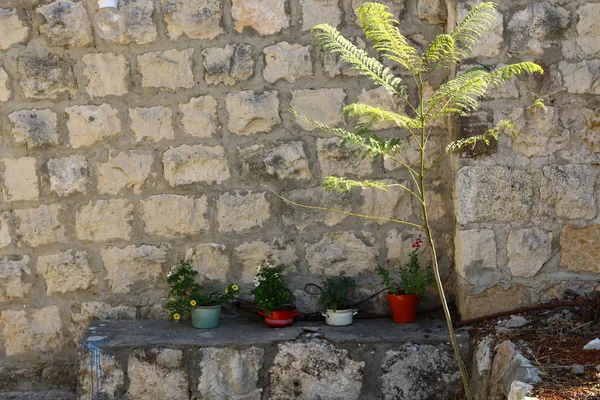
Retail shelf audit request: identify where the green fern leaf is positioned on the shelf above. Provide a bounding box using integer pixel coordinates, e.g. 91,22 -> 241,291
485,62 -> 544,87
450,2 -> 497,60
322,176 -> 389,193
445,120 -> 516,154
343,103 -> 422,130
421,34 -> 456,72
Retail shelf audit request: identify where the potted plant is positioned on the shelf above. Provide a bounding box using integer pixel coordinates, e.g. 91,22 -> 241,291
251,263 -> 299,327
167,260 -> 239,329
318,276 -> 358,326
378,237 -> 435,323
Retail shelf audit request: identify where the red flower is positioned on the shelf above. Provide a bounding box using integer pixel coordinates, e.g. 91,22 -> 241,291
412,237 -> 423,249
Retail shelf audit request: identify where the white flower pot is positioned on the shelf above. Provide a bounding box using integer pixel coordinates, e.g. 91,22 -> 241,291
322,309 -> 358,326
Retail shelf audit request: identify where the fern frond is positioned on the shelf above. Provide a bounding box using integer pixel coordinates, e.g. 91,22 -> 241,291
357,3 -> 422,73
322,176 -> 389,193
421,34 -> 456,73
450,2 -> 497,61
312,24 -> 406,96
343,103 -> 422,130
485,62 -> 544,87
445,120 -> 516,154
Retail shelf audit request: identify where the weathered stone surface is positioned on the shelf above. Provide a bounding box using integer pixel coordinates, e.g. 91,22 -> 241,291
162,144 -> 230,186
386,229 -> 433,270
360,179 -> 412,224
47,155 -> 88,197
323,36 -> 365,78
78,351 -> 124,400
198,347 -> 263,400
138,48 -> 194,89
226,90 -> 280,135
508,381 -> 534,400
38,0 -> 92,47
234,237 -> 297,283
269,339 -> 364,400
300,0 -> 341,30
185,243 -> 229,283
455,229 -> 498,280
291,88 -> 345,131
559,60 -> 600,95
508,2 -> 569,55
66,104 -> 121,149
561,224 -> 600,274
18,54 -> 76,100
539,164 -> 597,219
101,244 -> 169,294
115,0 -> 157,44
418,0 -> 446,24
75,199 -> 133,241
97,151 -> 153,195
385,137 -> 441,171
317,137 -> 374,178
490,340 -> 542,399
15,205 -> 65,247
241,141 -> 311,181
161,0 -> 223,40
507,228 -> 551,278
458,284 -> 529,320
0,9 -> 29,50
141,194 -> 209,237
381,343 -> 461,400
560,107 -> 600,154
0,212 -> 12,249
355,86 -> 405,131
82,53 -> 129,98
281,186 -> 352,229
508,106 -> 567,157
576,4 -> 600,56
1,157 -> 38,202
9,109 -> 58,148
130,106 -> 174,142
458,0 -> 503,57
71,301 -> 135,343
0,390 -> 76,399
0,307 -> 63,356
37,250 -> 94,294
232,0 -> 288,35
179,95 -> 218,137
0,67 -> 10,102
263,42 -> 312,83
126,348 -> 188,399
202,44 -> 254,86
305,231 -> 377,276
455,166 -> 533,224
471,335 -> 494,400
0,255 -> 30,301
217,191 -> 270,232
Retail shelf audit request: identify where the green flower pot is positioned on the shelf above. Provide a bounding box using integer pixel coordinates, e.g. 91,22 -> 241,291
191,305 -> 221,329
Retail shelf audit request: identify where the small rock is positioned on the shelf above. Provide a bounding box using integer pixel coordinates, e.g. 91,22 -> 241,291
504,315 -> 529,329
595,365 -> 600,372
508,380 -> 533,400
583,338 -> 600,350
571,364 -> 585,375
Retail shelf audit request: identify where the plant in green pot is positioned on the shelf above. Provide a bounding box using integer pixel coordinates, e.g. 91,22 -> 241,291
319,276 -> 358,326
378,237 -> 434,323
251,263 -> 299,327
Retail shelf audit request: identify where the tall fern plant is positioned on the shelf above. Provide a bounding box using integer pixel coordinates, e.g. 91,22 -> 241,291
288,3 -> 543,398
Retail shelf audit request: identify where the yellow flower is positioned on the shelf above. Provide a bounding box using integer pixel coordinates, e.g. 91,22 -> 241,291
225,288 -> 230,294
231,284 -> 239,291
169,297 -> 175,302
190,300 -> 197,307
173,313 -> 181,321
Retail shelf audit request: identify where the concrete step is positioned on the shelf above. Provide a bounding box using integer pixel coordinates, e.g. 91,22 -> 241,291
0,391 -> 75,400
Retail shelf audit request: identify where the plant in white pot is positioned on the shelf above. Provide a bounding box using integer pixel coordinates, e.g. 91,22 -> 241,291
319,276 -> 358,326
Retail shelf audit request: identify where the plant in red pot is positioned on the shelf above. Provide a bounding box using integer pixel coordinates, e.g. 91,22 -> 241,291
378,237 -> 434,323
251,263 -> 299,327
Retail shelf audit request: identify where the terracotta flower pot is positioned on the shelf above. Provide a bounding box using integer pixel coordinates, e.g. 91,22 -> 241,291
259,310 -> 300,327
387,293 -> 419,323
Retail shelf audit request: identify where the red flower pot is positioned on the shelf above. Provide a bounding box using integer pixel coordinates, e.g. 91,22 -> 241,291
258,310 -> 301,327
387,293 -> 419,323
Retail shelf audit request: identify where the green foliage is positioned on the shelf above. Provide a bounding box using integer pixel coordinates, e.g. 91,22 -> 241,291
449,2 -> 498,61
251,264 -> 294,313
445,120 -> 516,154
377,239 -> 434,296
322,176 -> 389,192
318,276 -> 357,311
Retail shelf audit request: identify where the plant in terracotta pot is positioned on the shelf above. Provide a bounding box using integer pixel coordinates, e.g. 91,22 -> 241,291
319,276 -> 358,326
251,263 -> 299,327
167,261 -> 239,329
378,237 -> 434,323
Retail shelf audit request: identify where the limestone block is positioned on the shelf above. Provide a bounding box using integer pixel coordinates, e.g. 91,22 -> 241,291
198,347 -> 263,400
305,232 -> 377,276
576,4 -> 600,56
0,255 -> 31,301
126,348 -> 188,399
115,0 -> 157,44
9,109 -> 59,148
508,2 -> 569,55
0,67 -> 11,102
269,339 -> 364,400
161,0 -> 223,40
141,194 -> 209,237
291,88 -> 345,131
179,95 -> 218,138
37,250 -> 94,294
0,307 -> 63,356
418,0 -> 446,24
458,284 -> 529,320
217,191 -> 270,232
507,228 -> 551,278
234,238 -> 297,283
78,351 -> 124,400
241,142 -> 311,181
360,179 -> 412,224
561,224 -> 600,274
0,9 -> 29,50
18,54 -> 76,100
162,144 -> 230,186
226,90 -> 280,135
82,53 -> 129,98
280,186 -> 352,230
101,244 -> 169,294
355,86 -> 405,131
458,0 -> 503,57
558,60 -> 600,95
300,0 -> 341,30
560,107 -> 600,154
76,199 -> 133,241
508,106 -> 567,157
381,343 -> 461,400
137,48 -> 194,89
185,243 -> 229,283
14,205 -> 65,247
385,137 -> 440,171
263,42 -> 312,83
38,0 -> 92,47
66,104 -> 121,149
0,212 -> 11,249
1,157 -> 38,202
539,164 -> 597,219
455,166 -> 533,224
47,156 -> 88,197
97,151 -> 153,195
455,229 -> 497,280
232,0 -> 288,35
202,44 -> 254,86
317,137 -> 374,178
71,301 -> 135,343
386,229 -> 432,269
129,106 -> 174,142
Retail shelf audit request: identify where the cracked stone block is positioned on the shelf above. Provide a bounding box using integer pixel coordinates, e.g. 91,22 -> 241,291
458,284 -> 529,320
18,54 -> 76,100
263,42 -> 312,83
97,151 -> 154,195
0,8 -> 29,50
317,137 -> 374,178
75,199 -> 133,241
82,53 -> 129,98
37,250 -> 94,294
0,255 -> 31,302
226,90 -> 280,135
38,0 -> 92,47
559,60 -> 600,95
561,225 -> 600,274
561,107 -> 600,154
126,348 -> 188,399
232,0 -> 288,35
9,109 -> 58,148
66,104 -> 121,149
141,194 -> 209,237
300,0 -> 341,31
161,0 -> 223,40
539,164 -> 598,219
115,0 -> 157,44
15,205 -> 65,247
47,155 -> 88,197
179,95 -> 218,138
576,4 -> 600,56
507,106 -> 568,157
455,229 -> 498,281
202,44 -> 254,86
305,231 -> 378,276
162,144 -> 230,186
217,191 -> 270,233
239,142 -> 311,181
360,179 -> 412,224
291,88 -> 345,131
184,243 -> 229,283
507,228 -> 551,278
1,157 -> 38,202
130,106 -> 174,142
0,306 -> 63,356
234,238 -> 297,283
508,2 -> 569,56
418,0 -> 446,24
0,67 -> 11,102
138,48 -> 194,89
